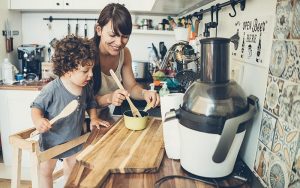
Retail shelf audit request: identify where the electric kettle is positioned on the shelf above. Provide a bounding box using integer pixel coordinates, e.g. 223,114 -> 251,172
164,37 -> 259,178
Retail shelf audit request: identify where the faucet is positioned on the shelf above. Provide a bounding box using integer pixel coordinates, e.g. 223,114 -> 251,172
159,41 -> 189,70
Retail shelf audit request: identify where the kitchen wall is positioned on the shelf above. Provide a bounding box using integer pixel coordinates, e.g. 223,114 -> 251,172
0,0 -> 22,76
185,0 -> 299,187
21,12 -> 176,62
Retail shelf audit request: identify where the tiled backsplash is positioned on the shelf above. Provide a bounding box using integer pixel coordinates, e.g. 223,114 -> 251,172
254,0 -> 300,187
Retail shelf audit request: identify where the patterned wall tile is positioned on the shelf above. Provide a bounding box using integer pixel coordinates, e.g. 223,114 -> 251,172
267,154 -> 290,188
274,0 -> 293,39
254,141 -> 272,186
270,40 -> 300,82
259,110 -> 277,149
289,137 -> 300,187
271,119 -> 298,168
282,41 -> 300,82
278,82 -> 300,128
264,76 -> 284,116
258,0 -> 300,188
291,0 -> 300,39
269,40 -> 288,77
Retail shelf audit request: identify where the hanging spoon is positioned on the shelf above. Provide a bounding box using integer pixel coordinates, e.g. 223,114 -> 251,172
67,19 -> 71,35
75,19 -> 79,37
84,19 -> 88,38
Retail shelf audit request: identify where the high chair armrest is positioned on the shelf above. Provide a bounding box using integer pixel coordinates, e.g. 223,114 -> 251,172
9,127 -> 37,152
38,133 -> 90,162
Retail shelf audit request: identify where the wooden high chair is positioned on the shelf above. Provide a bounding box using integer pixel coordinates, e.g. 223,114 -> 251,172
9,127 -> 90,188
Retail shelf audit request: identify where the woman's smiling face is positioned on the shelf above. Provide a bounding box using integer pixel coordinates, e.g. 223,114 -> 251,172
97,20 -> 130,56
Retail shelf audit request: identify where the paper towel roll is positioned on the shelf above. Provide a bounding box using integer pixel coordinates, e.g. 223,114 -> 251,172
160,93 -> 184,159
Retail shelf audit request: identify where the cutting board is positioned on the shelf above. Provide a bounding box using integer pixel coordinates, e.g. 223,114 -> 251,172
76,117 -> 164,188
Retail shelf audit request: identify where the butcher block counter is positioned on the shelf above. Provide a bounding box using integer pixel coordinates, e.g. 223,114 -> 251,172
0,81 -> 47,91
65,108 -> 252,188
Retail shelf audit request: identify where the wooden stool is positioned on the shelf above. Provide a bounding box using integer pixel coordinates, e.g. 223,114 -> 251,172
9,127 -> 89,188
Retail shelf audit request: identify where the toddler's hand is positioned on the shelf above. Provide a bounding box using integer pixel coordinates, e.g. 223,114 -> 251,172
34,118 -> 51,133
90,118 -> 111,130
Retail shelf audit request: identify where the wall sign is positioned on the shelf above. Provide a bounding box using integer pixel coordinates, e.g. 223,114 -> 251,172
232,16 -> 272,66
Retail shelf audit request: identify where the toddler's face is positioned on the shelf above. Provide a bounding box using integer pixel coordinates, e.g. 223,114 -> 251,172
69,61 -> 94,87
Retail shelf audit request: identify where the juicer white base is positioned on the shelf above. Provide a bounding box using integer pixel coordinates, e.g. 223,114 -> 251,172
179,125 -> 246,178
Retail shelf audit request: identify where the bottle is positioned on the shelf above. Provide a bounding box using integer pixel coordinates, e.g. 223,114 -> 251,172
2,58 -> 14,84
159,81 -> 170,97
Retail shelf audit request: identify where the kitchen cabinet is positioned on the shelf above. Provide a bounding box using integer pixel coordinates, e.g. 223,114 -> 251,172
9,0 -> 117,11
0,89 -> 39,167
51,0 -> 117,10
8,0 -> 215,16
9,0 -> 53,10
119,0 -> 155,12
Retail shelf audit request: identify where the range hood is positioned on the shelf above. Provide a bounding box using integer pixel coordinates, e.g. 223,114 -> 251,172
131,0 -> 215,16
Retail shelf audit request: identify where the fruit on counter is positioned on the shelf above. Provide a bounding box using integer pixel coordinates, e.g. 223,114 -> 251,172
152,70 -> 165,81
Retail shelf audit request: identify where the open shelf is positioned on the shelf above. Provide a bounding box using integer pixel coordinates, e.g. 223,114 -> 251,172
132,29 -> 174,35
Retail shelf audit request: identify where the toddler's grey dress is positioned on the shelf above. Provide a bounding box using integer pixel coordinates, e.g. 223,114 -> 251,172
31,78 -> 97,159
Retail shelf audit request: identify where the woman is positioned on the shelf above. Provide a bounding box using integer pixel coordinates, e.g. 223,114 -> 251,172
92,3 -> 160,111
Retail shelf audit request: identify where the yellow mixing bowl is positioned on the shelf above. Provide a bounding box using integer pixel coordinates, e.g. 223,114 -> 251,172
123,110 -> 149,130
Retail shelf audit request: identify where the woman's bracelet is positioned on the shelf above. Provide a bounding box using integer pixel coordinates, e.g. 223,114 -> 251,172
142,89 -> 147,98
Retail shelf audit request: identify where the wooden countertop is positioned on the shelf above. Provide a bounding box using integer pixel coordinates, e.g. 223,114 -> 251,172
0,81 -> 48,91
65,109 -> 252,188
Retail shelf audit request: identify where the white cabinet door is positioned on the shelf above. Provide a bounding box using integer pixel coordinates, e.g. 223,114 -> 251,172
119,0 -> 155,11
10,0 -> 119,10
62,0 -> 118,10
10,0 -> 54,10
0,90 -> 39,167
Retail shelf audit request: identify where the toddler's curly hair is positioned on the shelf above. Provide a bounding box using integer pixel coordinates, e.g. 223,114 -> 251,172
52,35 -> 96,77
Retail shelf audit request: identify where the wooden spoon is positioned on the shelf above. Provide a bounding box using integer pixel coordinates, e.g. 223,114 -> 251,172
143,101 -> 154,112
109,69 -> 142,117
30,100 -> 79,137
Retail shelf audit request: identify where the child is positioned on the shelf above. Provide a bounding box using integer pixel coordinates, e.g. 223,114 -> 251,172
31,35 -> 110,188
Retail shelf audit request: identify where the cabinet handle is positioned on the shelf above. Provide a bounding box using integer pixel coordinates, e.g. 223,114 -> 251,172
66,2 -> 69,6
56,2 -> 60,6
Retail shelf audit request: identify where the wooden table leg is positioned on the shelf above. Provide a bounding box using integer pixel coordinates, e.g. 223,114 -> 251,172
11,146 -> 22,188
31,149 -> 40,188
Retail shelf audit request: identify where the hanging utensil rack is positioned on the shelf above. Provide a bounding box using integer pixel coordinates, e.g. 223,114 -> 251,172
177,0 -> 246,37
43,16 -> 97,22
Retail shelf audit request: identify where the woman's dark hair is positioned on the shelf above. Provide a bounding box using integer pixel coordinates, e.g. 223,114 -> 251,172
52,35 -> 96,77
92,3 -> 132,94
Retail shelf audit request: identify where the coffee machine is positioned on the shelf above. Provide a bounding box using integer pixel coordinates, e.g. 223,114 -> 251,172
17,44 -> 45,80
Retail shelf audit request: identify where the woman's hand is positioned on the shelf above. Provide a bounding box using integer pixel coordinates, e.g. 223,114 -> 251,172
90,118 -> 111,130
109,89 -> 130,106
34,118 -> 51,133
142,89 -> 160,107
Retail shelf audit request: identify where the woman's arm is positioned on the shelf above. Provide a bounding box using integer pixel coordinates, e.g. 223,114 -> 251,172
122,47 -> 144,100
122,47 -> 160,107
